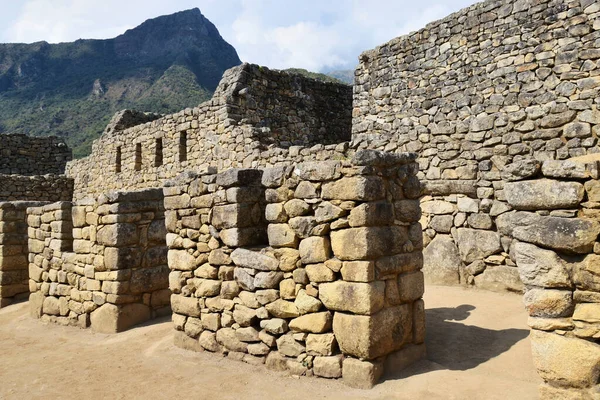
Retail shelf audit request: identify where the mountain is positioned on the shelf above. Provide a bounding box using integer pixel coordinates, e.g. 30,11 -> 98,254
0,9 -> 241,157
284,68 -> 348,85
325,70 -> 354,85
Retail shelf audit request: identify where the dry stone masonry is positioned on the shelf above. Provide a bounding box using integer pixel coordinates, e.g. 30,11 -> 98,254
353,0 -> 600,293
27,190 -> 170,332
0,0 -> 598,394
0,201 -> 47,307
66,64 -> 352,200
164,150 -> 425,388
492,157 -> 600,398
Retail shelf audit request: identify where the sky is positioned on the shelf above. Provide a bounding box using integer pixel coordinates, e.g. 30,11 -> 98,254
0,0 -> 478,72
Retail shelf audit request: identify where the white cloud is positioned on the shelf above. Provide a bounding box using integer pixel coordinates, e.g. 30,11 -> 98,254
1,0 -> 478,71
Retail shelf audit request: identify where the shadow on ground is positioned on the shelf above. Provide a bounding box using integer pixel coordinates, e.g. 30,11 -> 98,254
386,304 -> 530,380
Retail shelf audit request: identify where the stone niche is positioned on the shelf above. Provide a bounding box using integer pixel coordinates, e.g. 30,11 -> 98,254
165,150 -> 426,388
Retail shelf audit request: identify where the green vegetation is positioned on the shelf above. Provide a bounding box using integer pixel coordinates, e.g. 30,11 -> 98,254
0,8 -> 240,158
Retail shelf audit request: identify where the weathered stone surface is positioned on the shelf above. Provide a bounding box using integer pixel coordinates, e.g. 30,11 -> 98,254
331,227 -> 403,260
497,211 -> 600,253
505,179 -> 584,210
473,265 -> 523,292
456,228 -> 501,264
524,288 -> 573,318
342,358 -> 384,389
230,248 -> 278,271
170,294 -> 201,317
276,334 -> 305,357
333,305 -> 411,359
542,160 -> 596,179
294,290 -> 322,314
398,271 -> 424,302
305,263 -> 335,283
313,355 -> 343,378
299,237 -> 331,263
90,303 -> 150,333
573,303 -> 600,324
289,311 -> 332,333
348,202 -> 394,227
501,159 -> 541,181
514,242 -> 571,288
340,260 -> 375,282
531,330 -> 600,388
319,281 -> 385,315
422,235 -> 461,285
167,250 -> 196,271
322,176 -> 385,201
306,333 -> 336,356
199,330 -> 221,352
294,161 -> 341,181
216,328 -> 248,352
265,299 -> 300,318
260,318 -> 289,334
421,200 -> 455,215
253,271 -> 284,289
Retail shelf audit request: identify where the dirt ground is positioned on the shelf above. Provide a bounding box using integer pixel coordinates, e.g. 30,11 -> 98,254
0,285 -> 541,400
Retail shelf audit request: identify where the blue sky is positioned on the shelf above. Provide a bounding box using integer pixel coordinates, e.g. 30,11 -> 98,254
0,0 -> 478,72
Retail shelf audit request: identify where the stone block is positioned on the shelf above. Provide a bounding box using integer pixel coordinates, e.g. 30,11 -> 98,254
211,204 -> 259,229
299,237 -> 331,264
90,303 -> 151,333
456,228 -> 501,264
289,311 -> 332,333
398,271 -> 424,303
319,281 -> 385,315
497,211 -> 600,254
219,228 -> 266,247
531,330 -> 600,388
313,355 -> 343,378
331,227 -> 401,260
230,248 -> 278,271
322,176 -> 385,201
422,235 -> 461,285
514,242 -> 571,288
170,294 -> 201,317
167,249 -> 195,271
295,161 -> 341,181
333,305 -> 412,359
505,179 -> 584,210
306,333 -> 336,356
96,223 -> 138,247
340,261 -> 375,282
348,202 -> 394,227
267,224 -> 298,248
216,169 -> 262,188
342,358 -> 384,389
524,289 -> 573,318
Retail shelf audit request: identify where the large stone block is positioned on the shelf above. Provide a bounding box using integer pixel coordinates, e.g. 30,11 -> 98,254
342,358 -> 384,389
219,228 -> 266,247
322,176 -> 385,201
530,330 -> 600,388
331,227 -> 404,260
230,248 -> 278,271
319,281 -> 385,315
90,303 -> 151,333
211,204 -> 260,229
504,179 -> 584,210
167,249 -> 196,271
299,237 -> 331,264
333,305 -> 412,359
289,311 -> 332,333
96,223 -> 139,247
348,202 -> 394,227
170,294 -> 201,317
514,242 -> 571,288
294,161 -> 341,181
422,235 -> 461,285
497,211 -> 600,254
473,265 -> 523,292
524,289 -> 573,318
267,224 -> 298,248
456,228 -> 501,264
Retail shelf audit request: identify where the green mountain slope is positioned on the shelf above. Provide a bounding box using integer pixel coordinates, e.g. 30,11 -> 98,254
0,9 -> 241,157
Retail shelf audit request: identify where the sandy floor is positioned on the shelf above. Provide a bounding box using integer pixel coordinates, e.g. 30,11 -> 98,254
0,285 -> 541,400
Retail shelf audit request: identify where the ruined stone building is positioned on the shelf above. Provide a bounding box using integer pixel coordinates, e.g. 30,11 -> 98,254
0,0 -> 599,397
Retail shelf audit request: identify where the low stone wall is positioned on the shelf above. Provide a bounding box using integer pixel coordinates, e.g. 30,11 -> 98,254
0,201 -> 47,307
0,133 -> 71,175
491,158 -> 600,399
0,174 -> 74,202
164,150 -> 425,388
28,189 -> 170,332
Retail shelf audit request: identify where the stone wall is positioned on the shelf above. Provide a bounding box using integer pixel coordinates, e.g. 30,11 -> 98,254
485,157 -> 600,399
27,190 -> 170,332
0,134 -> 71,175
67,63 -> 352,200
164,150 -> 425,388
351,0 -> 600,291
0,174 -> 74,202
0,201 -> 47,307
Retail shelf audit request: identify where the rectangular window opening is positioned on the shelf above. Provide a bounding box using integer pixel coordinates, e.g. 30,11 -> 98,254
154,138 -> 163,167
115,146 -> 122,173
179,132 -> 187,162
134,143 -> 142,171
